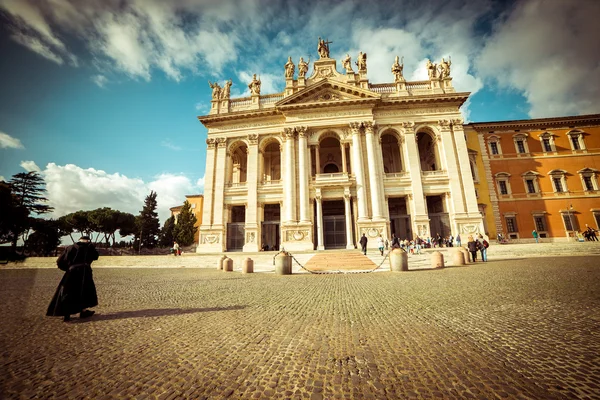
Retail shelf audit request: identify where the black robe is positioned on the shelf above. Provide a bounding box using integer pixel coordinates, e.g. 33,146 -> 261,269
47,242 -> 99,317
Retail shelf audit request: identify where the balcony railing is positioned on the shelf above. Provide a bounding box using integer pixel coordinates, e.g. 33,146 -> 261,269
421,170 -> 447,176
369,83 -> 396,93
384,172 -> 410,179
225,182 -> 247,188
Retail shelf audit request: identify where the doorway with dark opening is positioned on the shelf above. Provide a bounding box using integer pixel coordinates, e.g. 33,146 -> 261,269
388,197 -> 412,240
322,200 -> 346,249
227,205 -> 245,252
262,204 -> 280,251
427,195 -> 450,238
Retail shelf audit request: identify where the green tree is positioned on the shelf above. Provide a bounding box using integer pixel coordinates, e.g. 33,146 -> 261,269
89,207 -> 120,246
7,172 -> 53,251
173,201 -> 197,246
159,216 -> 176,247
136,191 -> 160,249
117,211 -> 136,240
25,218 -> 64,256
0,182 -> 28,246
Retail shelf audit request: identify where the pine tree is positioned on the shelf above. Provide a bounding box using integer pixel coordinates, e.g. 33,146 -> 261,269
7,172 -> 53,251
137,191 -> 160,249
173,201 -> 198,246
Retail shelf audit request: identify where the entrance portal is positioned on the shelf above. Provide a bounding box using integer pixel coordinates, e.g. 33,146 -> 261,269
322,200 -> 346,249
261,204 -> 280,251
227,206 -> 245,252
388,197 -> 412,239
427,196 -> 450,238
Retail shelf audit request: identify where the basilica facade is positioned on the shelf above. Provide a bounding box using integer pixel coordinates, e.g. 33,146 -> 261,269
197,42 -> 483,253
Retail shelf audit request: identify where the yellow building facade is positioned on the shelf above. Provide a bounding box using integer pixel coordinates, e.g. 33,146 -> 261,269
170,194 -> 204,243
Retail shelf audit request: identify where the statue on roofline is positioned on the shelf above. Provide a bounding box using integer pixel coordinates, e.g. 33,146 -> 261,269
356,51 -> 367,73
317,37 -> 331,59
298,57 -> 309,78
221,79 -> 232,99
248,74 -> 261,95
208,80 -> 221,100
438,57 -> 452,79
391,56 -> 404,82
342,54 -> 353,73
284,56 -> 295,78
426,59 -> 437,80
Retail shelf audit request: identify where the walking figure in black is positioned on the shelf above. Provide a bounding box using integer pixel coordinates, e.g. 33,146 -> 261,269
360,233 -> 368,255
47,235 -> 99,322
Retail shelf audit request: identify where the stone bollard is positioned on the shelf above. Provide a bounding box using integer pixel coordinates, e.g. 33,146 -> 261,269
223,257 -> 233,272
459,247 -> 470,264
389,248 -> 408,272
453,249 -> 465,266
242,258 -> 254,274
217,255 -> 227,270
431,251 -> 444,268
274,252 -> 292,275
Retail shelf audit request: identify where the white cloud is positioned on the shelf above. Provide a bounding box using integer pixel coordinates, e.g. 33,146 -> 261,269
476,0 -> 600,118
20,160 -> 40,172
0,176 -> 5,182
0,131 -> 25,149
41,163 -> 201,224
92,74 -> 108,88
161,140 -> 182,151
196,176 -> 205,194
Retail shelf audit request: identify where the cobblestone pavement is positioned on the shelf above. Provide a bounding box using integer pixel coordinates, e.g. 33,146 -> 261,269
1,256 -> 599,399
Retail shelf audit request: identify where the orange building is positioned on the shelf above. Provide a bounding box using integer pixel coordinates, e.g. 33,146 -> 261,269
170,194 -> 204,243
466,114 -> 600,242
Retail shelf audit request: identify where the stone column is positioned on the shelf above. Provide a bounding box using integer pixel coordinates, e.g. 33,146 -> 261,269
341,142 -> 347,173
283,128 -> 296,222
297,126 -> 310,223
344,191 -> 354,249
403,122 -> 429,237
452,120 -> 479,214
350,122 -> 369,221
201,138 -> 216,229
437,120 -> 466,215
244,134 -> 260,251
364,121 -> 384,220
315,144 -> 321,174
316,190 -> 324,250
212,138 -> 228,228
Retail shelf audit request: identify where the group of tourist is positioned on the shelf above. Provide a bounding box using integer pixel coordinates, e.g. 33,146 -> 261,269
467,234 -> 489,262
583,225 -> 598,241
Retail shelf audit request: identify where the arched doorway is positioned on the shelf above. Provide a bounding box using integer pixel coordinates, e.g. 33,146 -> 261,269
416,131 -> 440,171
380,132 -> 403,173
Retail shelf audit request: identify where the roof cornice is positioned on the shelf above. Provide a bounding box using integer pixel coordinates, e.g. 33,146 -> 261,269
466,114 -> 600,131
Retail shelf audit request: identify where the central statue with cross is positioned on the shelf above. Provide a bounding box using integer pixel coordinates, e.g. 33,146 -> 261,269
317,37 -> 332,59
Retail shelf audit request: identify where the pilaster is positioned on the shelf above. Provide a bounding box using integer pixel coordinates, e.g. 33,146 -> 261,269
364,121 -> 384,220
350,122 -> 369,221
243,134 -> 260,252
403,122 -> 429,237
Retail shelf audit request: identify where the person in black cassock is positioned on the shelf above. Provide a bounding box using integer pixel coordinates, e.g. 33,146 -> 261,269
47,235 -> 99,322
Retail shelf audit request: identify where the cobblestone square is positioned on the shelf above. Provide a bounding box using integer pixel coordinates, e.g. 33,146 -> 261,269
1,256 -> 599,399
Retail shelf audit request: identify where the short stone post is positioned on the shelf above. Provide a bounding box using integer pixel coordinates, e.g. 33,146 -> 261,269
431,251 -> 444,269
217,255 -> 227,270
459,247 -> 470,264
275,252 -> 292,275
452,249 -> 465,266
223,257 -> 233,272
242,258 -> 254,274
389,248 -> 408,272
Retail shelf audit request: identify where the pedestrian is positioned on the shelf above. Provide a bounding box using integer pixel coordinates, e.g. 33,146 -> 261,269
480,237 -> 489,261
47,236 -> 99,322
456,234 -> 461,247
173,241 -> 180,255
532,229 -> 539,243
391,233 -> 400,248
377,235 -> 384,256
385,239 -> 389,250
467,235 -> 479,262
360,233 -> 368,255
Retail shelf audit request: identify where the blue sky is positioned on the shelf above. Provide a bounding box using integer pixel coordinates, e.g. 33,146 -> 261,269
1,0 -> 599,223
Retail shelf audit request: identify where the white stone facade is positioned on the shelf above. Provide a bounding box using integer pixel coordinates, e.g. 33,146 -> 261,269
197,47 -> 483,253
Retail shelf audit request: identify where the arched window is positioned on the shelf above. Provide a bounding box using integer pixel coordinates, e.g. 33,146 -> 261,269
416,131 -> 440,171
380,131 -> 403,173
261,142 -> 281,183
228,143 -> 248,184
317,135 -> 342,174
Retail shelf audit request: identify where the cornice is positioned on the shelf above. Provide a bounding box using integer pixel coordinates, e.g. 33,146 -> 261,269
198,109 -> 282,126
466,114 -> 600,131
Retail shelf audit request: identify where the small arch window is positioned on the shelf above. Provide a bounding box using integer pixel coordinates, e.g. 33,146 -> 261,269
487,135 -> 502,155
538,132 -> 556,152
578,168 -> 599,191
521,171 -> 540,194
495,172 -> 512,196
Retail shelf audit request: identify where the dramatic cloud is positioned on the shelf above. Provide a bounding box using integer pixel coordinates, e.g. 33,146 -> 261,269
42,163 -> 202,224
20,160 -> 40,172
0,131 -> 24,149
477,0 -> 600,118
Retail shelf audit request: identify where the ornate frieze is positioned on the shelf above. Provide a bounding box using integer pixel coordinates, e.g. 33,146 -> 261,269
206,138 -> 216,148
376,108 -> 456,116
201,234 -> 220,244
216,137 -> 227,147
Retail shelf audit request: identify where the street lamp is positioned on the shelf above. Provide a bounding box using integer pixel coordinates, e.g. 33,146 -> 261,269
568,203 -> 575,241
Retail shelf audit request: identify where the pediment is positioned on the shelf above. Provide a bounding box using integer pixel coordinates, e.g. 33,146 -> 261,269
275,79 -> 380,108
